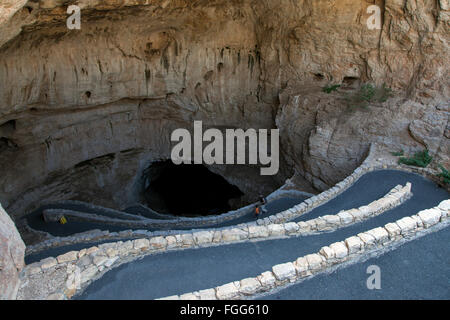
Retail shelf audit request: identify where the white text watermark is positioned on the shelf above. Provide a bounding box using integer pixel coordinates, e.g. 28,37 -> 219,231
171,121 -> 279,176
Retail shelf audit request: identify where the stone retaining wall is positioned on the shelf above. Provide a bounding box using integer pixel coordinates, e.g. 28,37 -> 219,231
26,143 -> 381,254
22,142 -> 448,267
26,188 -> 313,252
17,182 -> 416,300
159,200 -> 450,300
24,160 -> 410,257
44,182 -> 404,229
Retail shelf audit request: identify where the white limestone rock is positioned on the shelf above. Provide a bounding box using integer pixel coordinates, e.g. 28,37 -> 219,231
305,253 -> 325,272
165,236 -> 178,249
305,219 -> 317,231
198,288 -> 217,300
345,236 -> 363,254
337,211 -> 354,225
222,228 -> 248,242
366,227 -> 389,244
322,215 -> 341,228
384,223 -> 402,239
294,257 -> 310,277
417,208 -> 442,228
212,230 -> 222,243
411,215 -> 424,229
357,232 -> 377,248
272,262 -> 296,282
80,265 -> 98,284
133,238 -> 150,251
239,277 -> 262,295
93,255 -> 108,267
40,257 -> 58,270
283,222 -> 300,234
297,221 -> 310,232
319,246 -> 335,260
329,241 -> 348,259
267,224 -> 286,237
180,234 -> 195,247
438,200 -> 450,213
149,236 -> 167,250
248,225 -> 269,239
216,282 -> 240,300
65,266 -> 81,293
348,208 -> 365,221
104,256 -> 119,268
180,292 -> 199,300
118,241 -> 133,256
158,295 -> 180,300
57,251 -> 79,264
193,231 -> 214,245
396,217 -> 417,235
257,271 -> 276,289
314,218 -> 328,230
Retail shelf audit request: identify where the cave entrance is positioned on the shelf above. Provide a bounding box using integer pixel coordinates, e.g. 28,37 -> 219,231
142,161 -> 244,217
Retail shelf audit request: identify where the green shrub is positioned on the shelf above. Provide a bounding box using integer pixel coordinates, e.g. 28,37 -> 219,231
398,150 -> 433,168
391,150 -> 404,157
345,83 -> 393,110
438,165 -> 450,185
323,84 -> 341,94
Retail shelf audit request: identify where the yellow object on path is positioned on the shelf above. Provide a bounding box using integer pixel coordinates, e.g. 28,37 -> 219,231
59,216 -> 67,224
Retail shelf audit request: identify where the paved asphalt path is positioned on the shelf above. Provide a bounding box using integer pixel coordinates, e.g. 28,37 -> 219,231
293,170 -> 426,222
25,197 -> 307,238
26,169 -> 433,237
25,197 -> 306,264
262,225 -> 450,300
75,170 -> 449,300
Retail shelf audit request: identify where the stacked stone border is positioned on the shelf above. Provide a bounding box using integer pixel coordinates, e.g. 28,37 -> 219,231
25,188 -> 313,255
18,182 -> 415,300
158,200 -> 450,300
40,190 -> 313,229
26,142 -> 435,256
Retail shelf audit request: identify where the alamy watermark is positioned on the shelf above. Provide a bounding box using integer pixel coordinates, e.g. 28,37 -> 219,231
170,121 -> 279,176
367,5 -> 382,30
366,265 -> 381,290
67,5 -> 81,30
66,4 -> 381,31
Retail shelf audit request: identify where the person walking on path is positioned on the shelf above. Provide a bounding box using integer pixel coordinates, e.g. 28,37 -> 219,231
254,205 -> 261,219
258,195 -> 268,214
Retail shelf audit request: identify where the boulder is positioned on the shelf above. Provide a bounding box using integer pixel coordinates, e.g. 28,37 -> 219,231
0,204 -> 25,300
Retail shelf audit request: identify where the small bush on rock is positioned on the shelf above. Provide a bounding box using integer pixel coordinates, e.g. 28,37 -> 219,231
391,150 -> 404,157
398,150 -> 432,168
437,165 -> 450,185
323,84 -> 341,94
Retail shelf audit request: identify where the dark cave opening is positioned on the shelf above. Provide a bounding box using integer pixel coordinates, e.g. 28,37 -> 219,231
142,161 -> 244,217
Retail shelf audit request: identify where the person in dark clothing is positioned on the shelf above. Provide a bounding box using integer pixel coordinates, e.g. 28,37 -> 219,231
258,195 -> 268,214
258,195 -> 267,205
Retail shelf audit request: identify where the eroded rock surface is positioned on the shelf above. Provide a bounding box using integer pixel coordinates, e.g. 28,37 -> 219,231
0,204 -> 25,299
0,1 -> 448,221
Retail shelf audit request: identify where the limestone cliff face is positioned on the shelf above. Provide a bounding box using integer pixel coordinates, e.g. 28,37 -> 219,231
0,0 -> 448,217
0,203 -> 25,299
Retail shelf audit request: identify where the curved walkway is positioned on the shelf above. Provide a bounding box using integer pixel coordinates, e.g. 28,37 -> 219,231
25,197 -> 308,237
75,170 -> 449,299
292,170 -> 428,223
260,225 -> 450,299
24,197 -> 305,264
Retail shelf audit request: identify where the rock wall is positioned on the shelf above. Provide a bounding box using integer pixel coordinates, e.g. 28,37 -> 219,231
0,203 -> 25,299
0,0 -> 448,219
